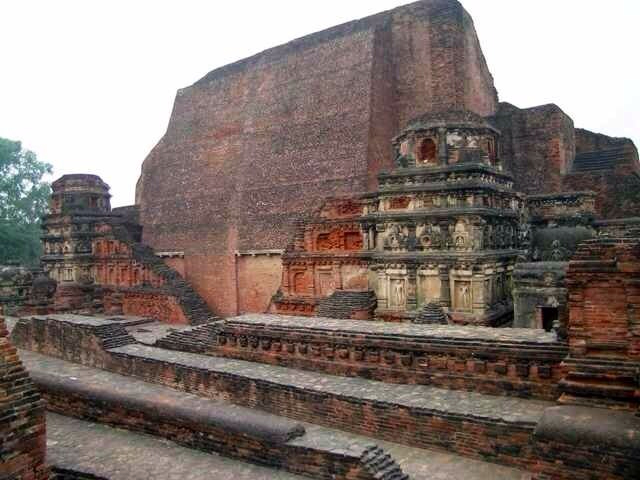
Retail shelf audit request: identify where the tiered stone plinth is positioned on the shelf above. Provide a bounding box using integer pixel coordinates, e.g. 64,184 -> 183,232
273,112 -> 525,325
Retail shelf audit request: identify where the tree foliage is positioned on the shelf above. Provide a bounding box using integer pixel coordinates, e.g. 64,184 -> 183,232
0,137 -> 52,266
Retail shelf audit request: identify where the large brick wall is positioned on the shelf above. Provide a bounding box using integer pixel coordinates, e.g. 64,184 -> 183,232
563,130 -> 640,218
491,102 -> 576,195
492,103 -> 639,219
136,0 -> 498,316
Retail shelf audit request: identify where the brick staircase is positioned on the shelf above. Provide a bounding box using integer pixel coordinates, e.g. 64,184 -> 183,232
414,302 -> 448,325
316,290 -> 377,319
559,356 -> 640,409
154,321 -> 220,353
360,446 -> 409,480
571,146 -> 627,172
112,224 -> 220,325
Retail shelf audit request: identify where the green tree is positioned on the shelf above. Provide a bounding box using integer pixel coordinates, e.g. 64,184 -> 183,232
0,137 -> 52,266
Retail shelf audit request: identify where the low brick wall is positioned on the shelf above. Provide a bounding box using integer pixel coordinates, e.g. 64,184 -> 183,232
27,358 -> 405,480
105,347 -> 640,479
13,313 -> 640,479
530,406 -> 640,480
212,321 -> 566,400
10,315 -> 138,369
105,346 -> 538,471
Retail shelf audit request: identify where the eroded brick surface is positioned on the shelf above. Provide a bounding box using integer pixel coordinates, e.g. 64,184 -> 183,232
0,316 -> 48,480
47,413 -> 308,480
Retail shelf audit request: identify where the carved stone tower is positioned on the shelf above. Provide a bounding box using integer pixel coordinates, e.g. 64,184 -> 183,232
363,111 -> 523,324
42,174 -> 112,287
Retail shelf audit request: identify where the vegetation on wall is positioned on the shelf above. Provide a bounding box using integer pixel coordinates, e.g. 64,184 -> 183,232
0,137 -> 52,265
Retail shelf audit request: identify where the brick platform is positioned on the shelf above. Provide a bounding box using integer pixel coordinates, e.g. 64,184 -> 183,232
12,313 -> 640,479
27,352 -> 533,480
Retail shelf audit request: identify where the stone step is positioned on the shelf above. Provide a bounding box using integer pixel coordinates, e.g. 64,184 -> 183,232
22,350 -> 531,480
558,378 -> 638,400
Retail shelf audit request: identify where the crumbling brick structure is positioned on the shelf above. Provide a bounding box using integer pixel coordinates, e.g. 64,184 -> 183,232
560,234 -> 640,410
40,174 -> 218,325
0,265 -> 34,315
0,312 -> 48,480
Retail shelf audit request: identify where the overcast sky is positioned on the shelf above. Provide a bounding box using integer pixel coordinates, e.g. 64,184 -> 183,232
1,0 -> 638,207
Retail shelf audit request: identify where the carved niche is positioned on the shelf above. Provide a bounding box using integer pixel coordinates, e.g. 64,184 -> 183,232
384,225 -> 408,251
315,228 -> 362,252
389,196 -> 411,210
417,137 -> 437,164
293,271 -> 309,295
453,220 -> 470,250
418,224 -> 442,250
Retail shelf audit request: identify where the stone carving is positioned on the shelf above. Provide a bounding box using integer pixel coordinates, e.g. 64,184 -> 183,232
384,225 -> 407,251
390,279 -> 405,308
542,240 -> 571,262
456,282 -> 471,310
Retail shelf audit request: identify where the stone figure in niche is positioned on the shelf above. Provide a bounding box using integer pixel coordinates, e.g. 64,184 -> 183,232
459,284 -> 470,309
395,149 -> 409,168
455,235 -> 465,248
420,234 -> 432,249
496,275 -> 504,301
392,279 -> 405,307
472,228 -> 483,250
483,226 -> 491,249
